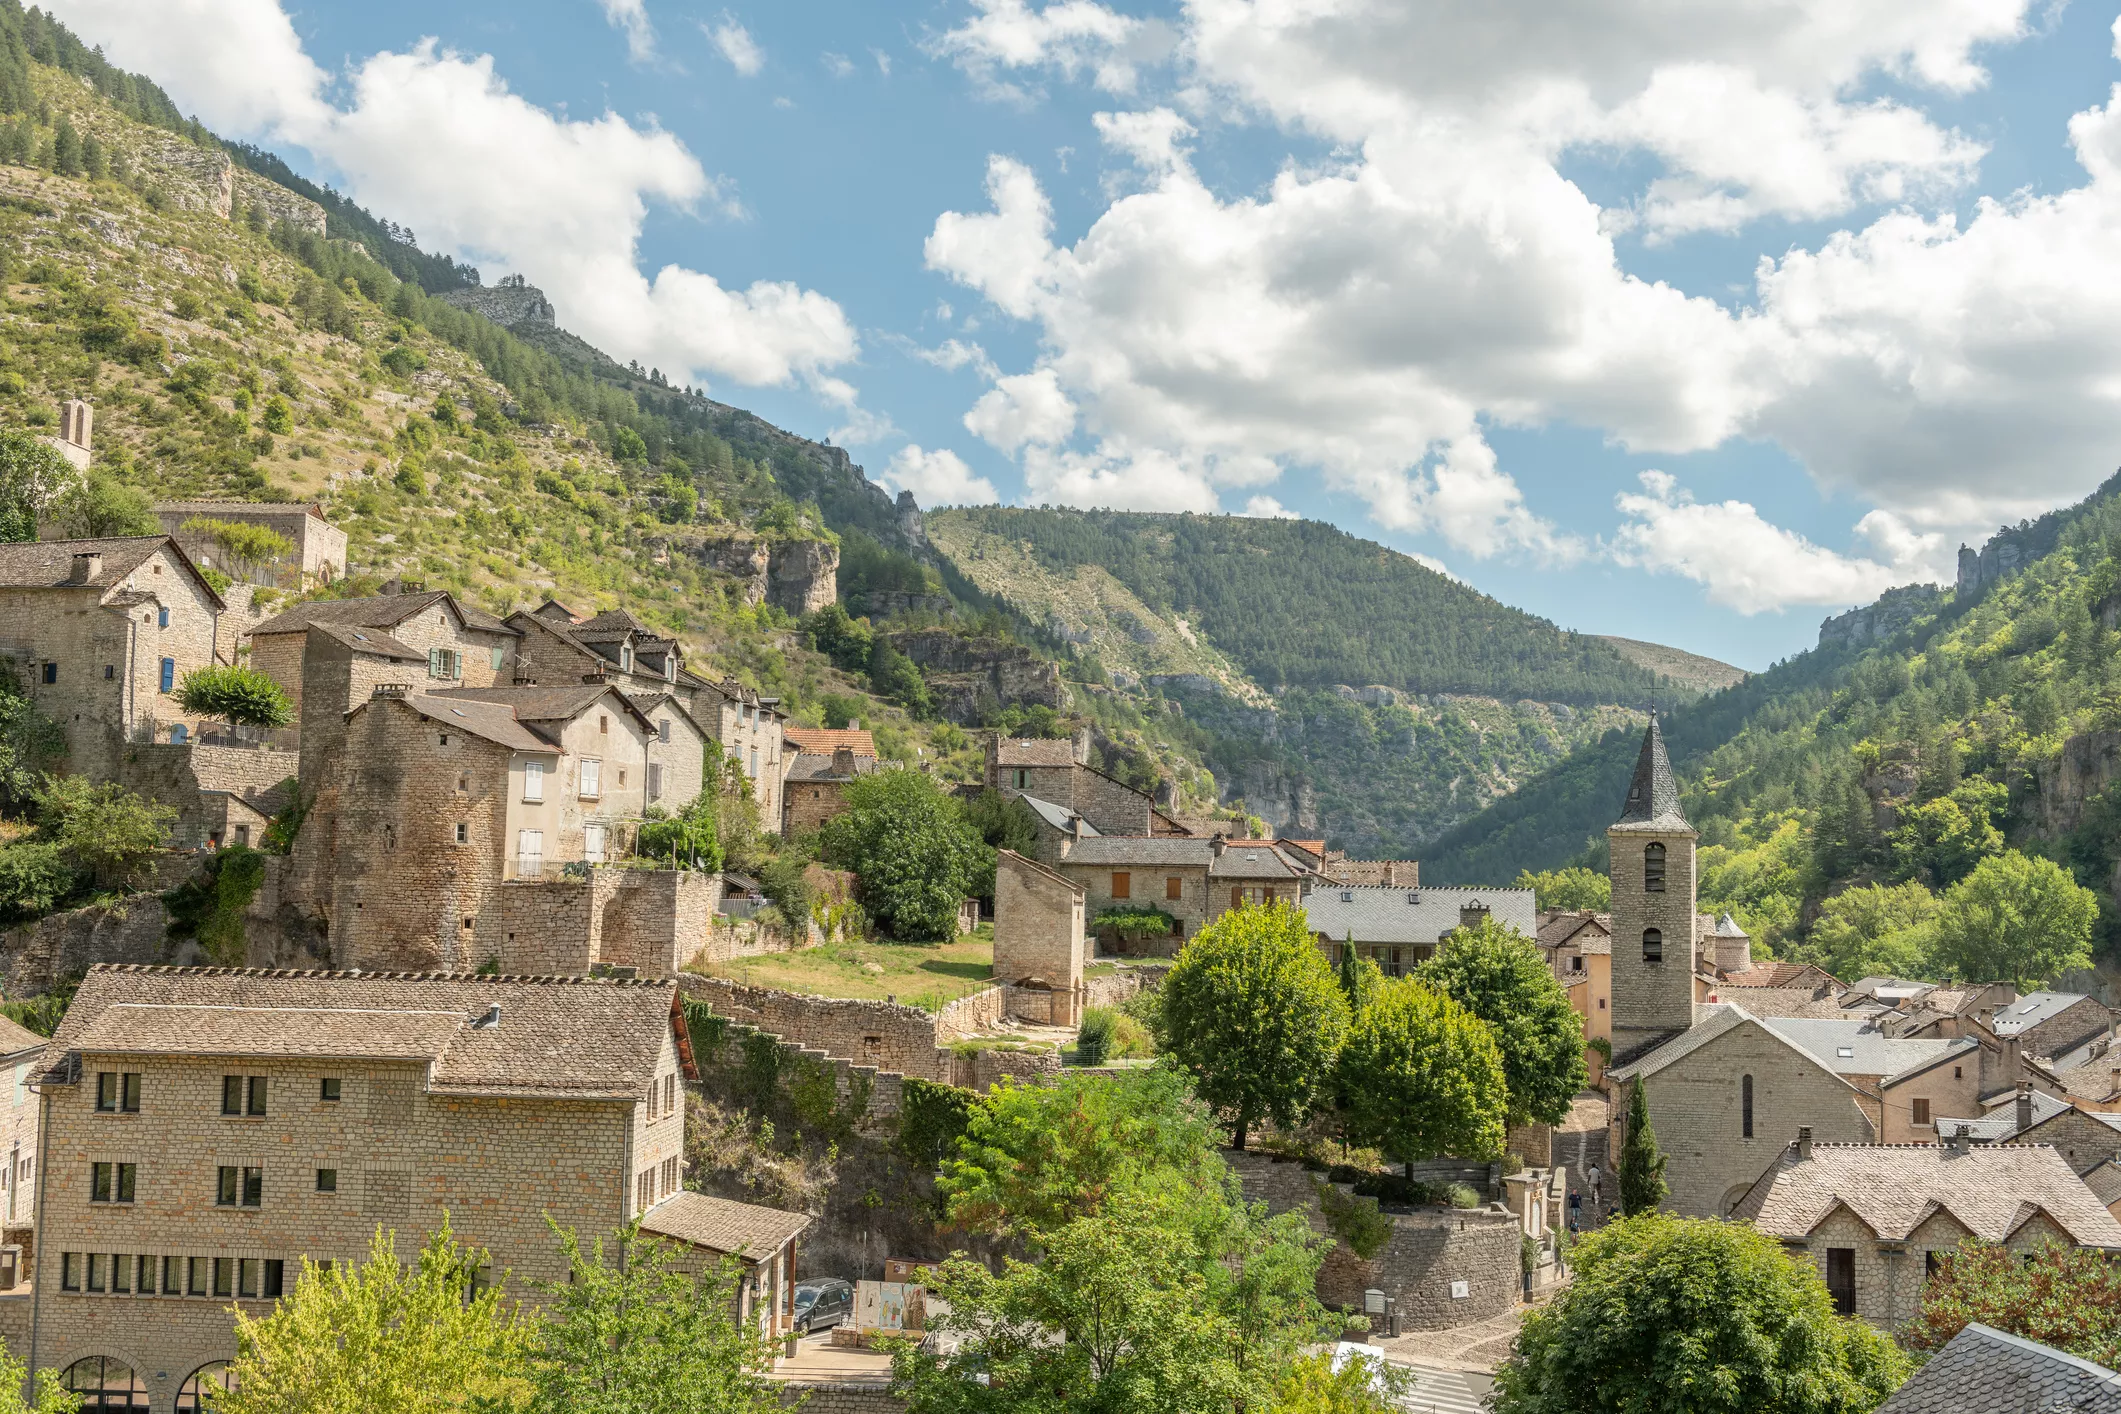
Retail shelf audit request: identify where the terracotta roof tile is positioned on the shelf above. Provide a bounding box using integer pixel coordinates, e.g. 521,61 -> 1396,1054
784,728 -> 877,757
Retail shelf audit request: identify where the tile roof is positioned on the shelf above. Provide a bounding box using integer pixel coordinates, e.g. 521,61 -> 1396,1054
251,590 -> 512,637
45,965 -> 679,1100
1719,962 -> 1836,990
1731,1141 -> 2121,1247
157,500 -> 328,517
1301,885 -> 1538,947
2085,1161 -> 2121,1212
571,608 -> 655,638
1610,1006 -> 1867,1100
1877,1322 -> 2121,1414
1717,987 -> 1861,1020
0,1014 -> 45,1055
994,737 -> 1078,768
1990,991 -> 2100,1037
0,536 -> 224,608
1538,910 -> 1611,949
1210,843 -> 1310,880
783,727 -> 876,757
1709,912 -> 1750,939
72,1003 -> 467,1062
638,1189 -> 808,1259
1613,714 -> 1689,831
1762,1018 -> 1971,1078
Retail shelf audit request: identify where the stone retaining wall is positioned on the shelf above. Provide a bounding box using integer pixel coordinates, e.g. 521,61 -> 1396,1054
1223,1150 -> 1521,1331
774,1382 -> 902,1412
682,975 -> 954,1080
934,985 -> 1005,1042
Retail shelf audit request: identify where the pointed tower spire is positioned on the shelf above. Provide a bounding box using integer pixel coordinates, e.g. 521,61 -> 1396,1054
1616,713 -> 1688,829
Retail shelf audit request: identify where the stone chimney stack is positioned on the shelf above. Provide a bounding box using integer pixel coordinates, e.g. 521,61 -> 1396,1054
1796,1126 -> 1812,1161
832,745 -> 856,776
2016,1080 -> 2034,1133
984,733 -> 1000,788
67,551 -> 99,584
1071,725 -> 1092,766
1211,835 -> 1227,857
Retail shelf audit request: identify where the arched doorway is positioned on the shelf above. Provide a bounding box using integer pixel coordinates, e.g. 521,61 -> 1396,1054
176,1361 -> 237,1411
61,1356 -> 149,1411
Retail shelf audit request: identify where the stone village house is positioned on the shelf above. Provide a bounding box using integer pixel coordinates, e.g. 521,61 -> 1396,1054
247,589 -> 519,733
1052,834 -> 1317,948
1305,885 -> 1538,977
1730,1131 -> 2121,1327
15,964 -> 808,1412
154,502 -> 347,589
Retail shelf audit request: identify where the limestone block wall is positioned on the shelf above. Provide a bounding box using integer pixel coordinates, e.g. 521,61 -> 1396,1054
774,1384 -> 902,1413
993,851 -> 1084,1026
491,881 -> 598,975
1608,826 -> 1700,1058
1070,767 -> 1158,836
599,869 -> 719,977
933,987 -> 1005,1044
682,977 -> 951,1080
1083,964 -> 1168,1009
964,1048 -> 1061,1091
0,897 -> 170,994
783,778 -> 853,837
1223,1151 -> 1521,1329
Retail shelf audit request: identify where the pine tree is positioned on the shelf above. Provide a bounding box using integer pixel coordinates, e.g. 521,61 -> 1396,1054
1617,1077 -> 1668,1215
50,115 -> 78,176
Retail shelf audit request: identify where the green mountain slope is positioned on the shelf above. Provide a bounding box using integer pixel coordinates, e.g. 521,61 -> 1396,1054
1429,471 -> 2121,966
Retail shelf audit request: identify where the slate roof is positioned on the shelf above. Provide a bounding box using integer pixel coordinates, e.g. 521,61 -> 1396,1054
1990,992 -> 2099,1038
994,737 -> 1078,768
1876,1322 -> 2121,1414
1302,885 -> 1538,946
1060,836 -> 1211,867
1014,794 -> 1094,836
0,1014 -> 46,1055
785,751 -> 880,784
43,965 -> 680,1100
2085,1162 -> 2121,1213
251,589 -> 513,637
1939,1089 -> 2074,1141
1538,910 -> 1612,952
1610,1006 -> 1869,1103
156,499 -> 328,518
1720,962 -> 1835,989
1710,912 -> 1750,939
1613,714 -> 1689,831
639,1189 -> 808,1260
0,535 -> 225,608
400,694 -> 552,753
1762,1018 -> 1971,1078
435,683 -> 654,731
1209,843 -> 1310,880
1722,987 -> 1866,1020
310,622 -> 425,661
783,728 -> 876,757
1731,1141 -> 2121,1247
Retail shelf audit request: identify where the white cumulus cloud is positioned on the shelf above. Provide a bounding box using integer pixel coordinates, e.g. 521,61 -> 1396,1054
886,445 -> 1000,507
598,0 -> 657,63
709,13 -> 764,76
1241,495 -> 1298,518
46,0 -> 861,405
931,0 -> 1175,100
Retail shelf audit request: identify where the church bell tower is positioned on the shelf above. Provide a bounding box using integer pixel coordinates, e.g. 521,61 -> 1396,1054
1608,714 -> 1698,1062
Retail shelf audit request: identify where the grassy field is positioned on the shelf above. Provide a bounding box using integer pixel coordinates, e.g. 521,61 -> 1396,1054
699,926 -> 996,1010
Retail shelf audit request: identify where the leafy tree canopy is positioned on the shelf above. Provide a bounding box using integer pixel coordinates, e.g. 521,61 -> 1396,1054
1159,901 -> 1350,1148
1930,850 -> 2097,988
816,769 -> 992,941
0,428 -> 69,542
1417,917 -> 1586,1125
34,773 -> 172,886
1337,976 -> 1506,1165
1492,1214 -> 1911,1414
1514,866 -> 1610,913
177,664 -> 295,729
50,470 -> 156,538
1803,880 -> 1939,983
1905,1238 -> 2121,1371
636,795 -> 722,873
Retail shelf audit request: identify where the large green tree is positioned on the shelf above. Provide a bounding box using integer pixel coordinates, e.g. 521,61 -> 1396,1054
177,665 -> 295,730
1491,1214 -> 1910,1414
1801,880 -> 1939,982
1617,1077 -> 1668,1216
816,769 -> 992,940
940,1065 -> 1223,1239
1159,902 -> 1350,1149
1337,977 -> 1506,1166
1417,917 -> 1586,1125
1514,866 -> 1610,913
33,774 -> 174,887
219,1223 -> 529,1414
49,470 -> 157,539
527,1219 -> 779,1414
0,428 -> 71,543
1929,849 -> 2098,988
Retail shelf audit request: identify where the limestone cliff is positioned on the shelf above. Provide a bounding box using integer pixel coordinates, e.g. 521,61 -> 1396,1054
886,627 -> 1068,723
672,532 -> 840,616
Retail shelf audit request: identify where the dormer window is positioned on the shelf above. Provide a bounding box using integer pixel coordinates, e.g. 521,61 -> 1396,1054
620,644 -> 633,672
664,655 -> 676,682
1644,842 -> 1666,893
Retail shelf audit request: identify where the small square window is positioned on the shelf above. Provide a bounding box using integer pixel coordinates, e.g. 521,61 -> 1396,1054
316,1168 -> 337,1193
320,1077 -> 342,1102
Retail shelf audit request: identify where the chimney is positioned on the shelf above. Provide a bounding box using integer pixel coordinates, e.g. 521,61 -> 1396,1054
1948,1124 -> 1971,1155
67,552 -> 100,585
1211,835 -> 1227,857
1796,1126 -> 1812,1161
832,745 -> 856,776
1069,814 -> 1085,841
1071,725 -> 1092,765
1459,902 -> 1490,932
2016,1081 -> 2034,1133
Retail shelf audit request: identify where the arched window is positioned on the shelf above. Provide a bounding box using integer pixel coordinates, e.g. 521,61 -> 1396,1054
177,1362 -> 237,1412
1742,1074 -> 1754,1138
1642,928 -> 1663,963
62,1357 -> 149,1411
1644,841 -> 1666,893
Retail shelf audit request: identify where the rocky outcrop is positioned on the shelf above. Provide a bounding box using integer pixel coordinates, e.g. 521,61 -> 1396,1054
675,534 -> 839,615
887,628 -> 1067,723
438,276 -> 557,329
1818,584 -> 1948,650
2033,731 -> 2121,837
1225,759 -> 1319,834
232,172 -> 325,236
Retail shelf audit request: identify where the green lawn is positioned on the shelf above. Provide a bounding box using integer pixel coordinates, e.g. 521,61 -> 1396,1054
700,933 -> 995,1010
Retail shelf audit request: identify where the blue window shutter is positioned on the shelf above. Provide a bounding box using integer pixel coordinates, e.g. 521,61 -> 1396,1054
157,607 -> 169,629
160,658 -> 174,693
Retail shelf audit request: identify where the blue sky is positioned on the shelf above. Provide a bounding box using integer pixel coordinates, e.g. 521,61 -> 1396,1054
53,0 -> 2121,670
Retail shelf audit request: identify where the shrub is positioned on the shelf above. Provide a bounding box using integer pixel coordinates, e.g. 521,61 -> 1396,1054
1075,1007 -> 1117,1066
176,665 -> 294,729
1092,905 -> 1177,935
0,839 -> 73,920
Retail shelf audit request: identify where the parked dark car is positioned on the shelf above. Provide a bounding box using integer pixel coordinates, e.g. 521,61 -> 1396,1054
794,1277 -> 854,1334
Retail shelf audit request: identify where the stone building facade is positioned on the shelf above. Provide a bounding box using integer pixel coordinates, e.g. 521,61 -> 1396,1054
992,851 -> 1084,1026
1608,716 -> 1701,1063
155,502 -> 347,588
24,965 -> 808,1411
985,736 -> 1183,837
1052,835 -> 1314,944
247,589 -> 517,730
782,748 -> 879,837
626,692 -> 709,814
0,537 -> 227,773
0,1016 -> 43,1241
1306,886 -> 1539,976
1731,1134 -> 2121,1329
